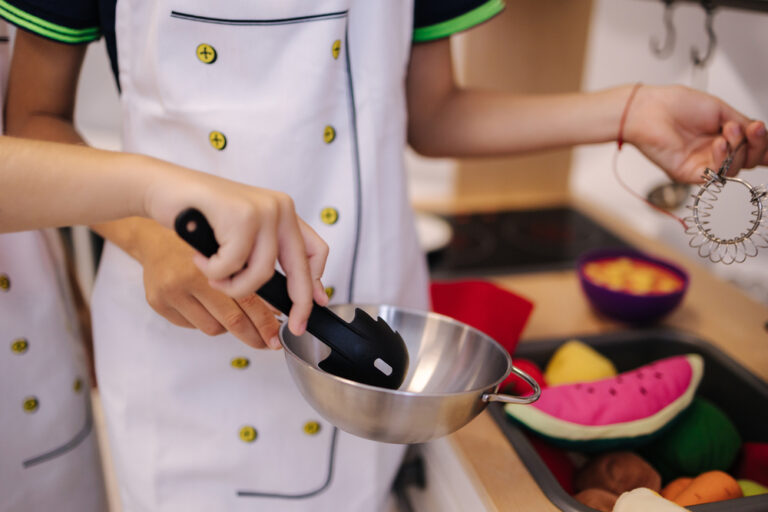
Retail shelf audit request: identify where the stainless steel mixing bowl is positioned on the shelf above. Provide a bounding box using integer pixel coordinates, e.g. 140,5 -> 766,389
280,304 -> 541,444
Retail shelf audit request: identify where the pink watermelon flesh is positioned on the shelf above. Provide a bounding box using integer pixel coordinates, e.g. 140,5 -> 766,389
531,355 -> 695,425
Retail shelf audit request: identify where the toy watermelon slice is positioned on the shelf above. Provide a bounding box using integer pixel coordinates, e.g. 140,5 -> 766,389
505,354 -> 703,452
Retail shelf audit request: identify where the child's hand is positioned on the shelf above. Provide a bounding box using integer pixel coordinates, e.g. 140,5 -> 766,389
623,85 -> 768,183
142,159 -> 329,338
137,225 -> 283,349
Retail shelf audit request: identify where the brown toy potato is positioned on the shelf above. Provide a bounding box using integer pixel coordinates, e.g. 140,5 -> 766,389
573,488 -> 619,512
673,470 -> 742,507
574,452 -> 662,495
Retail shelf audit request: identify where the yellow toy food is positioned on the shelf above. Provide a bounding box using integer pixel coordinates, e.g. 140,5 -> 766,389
582,257 -> 684,296
544,339 -> 617,386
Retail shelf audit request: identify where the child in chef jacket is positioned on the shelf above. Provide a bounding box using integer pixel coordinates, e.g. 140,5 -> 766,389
0,136 -> 327,512
2,1 -> 767,511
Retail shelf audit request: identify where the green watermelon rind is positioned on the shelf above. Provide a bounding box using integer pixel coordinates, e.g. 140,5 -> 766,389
504,409 -> 688,453
504,354 -> 703,450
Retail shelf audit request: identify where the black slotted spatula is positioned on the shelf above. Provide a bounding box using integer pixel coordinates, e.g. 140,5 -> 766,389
174,208 -> 409,390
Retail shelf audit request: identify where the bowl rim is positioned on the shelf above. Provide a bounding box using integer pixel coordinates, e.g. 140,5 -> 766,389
279,303 -> 515,398
576,247 -> 690,297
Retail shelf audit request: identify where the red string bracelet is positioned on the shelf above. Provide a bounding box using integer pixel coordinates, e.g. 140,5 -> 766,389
617,82 -> 642,150
613,83 -> 689,230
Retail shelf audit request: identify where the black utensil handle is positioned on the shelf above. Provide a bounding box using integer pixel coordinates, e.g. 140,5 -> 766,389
174,208 -> 364,361
174,208 -> 296,317
175,208 -> 219,258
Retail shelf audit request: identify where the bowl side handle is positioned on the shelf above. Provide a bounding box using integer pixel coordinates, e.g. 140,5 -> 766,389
482,365 -> 542,404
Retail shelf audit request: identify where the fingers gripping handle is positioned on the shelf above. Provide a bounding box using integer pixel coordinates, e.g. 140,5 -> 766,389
174,208 -> 377,378
173,208 -> 294,315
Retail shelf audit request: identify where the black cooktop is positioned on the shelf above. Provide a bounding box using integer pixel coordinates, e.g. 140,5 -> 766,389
427,206 -> 630,277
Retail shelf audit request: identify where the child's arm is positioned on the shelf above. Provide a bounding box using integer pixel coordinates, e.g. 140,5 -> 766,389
406,39 -> 768,183
0,136 -> 328,337
5,30 -> 311,349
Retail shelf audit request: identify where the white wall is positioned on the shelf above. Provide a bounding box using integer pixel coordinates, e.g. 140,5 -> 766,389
571,0 -> 768,304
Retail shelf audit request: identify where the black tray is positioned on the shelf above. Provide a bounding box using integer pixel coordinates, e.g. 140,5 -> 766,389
489,328 -> 768,512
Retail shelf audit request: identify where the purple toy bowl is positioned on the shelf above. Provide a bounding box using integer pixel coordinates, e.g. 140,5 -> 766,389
577,248 -> 689,324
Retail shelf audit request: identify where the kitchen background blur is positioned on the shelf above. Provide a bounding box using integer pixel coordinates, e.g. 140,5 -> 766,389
53,0 -> 768,306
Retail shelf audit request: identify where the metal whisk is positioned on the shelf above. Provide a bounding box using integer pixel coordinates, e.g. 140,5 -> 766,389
684,141 -> 768,264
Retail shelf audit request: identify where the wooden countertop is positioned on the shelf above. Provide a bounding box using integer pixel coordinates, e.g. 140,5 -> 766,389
422,197 -> 768,512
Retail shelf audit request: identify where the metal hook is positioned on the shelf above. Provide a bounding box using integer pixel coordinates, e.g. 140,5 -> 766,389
691,0 -> 717,67
650,0 -> 676,59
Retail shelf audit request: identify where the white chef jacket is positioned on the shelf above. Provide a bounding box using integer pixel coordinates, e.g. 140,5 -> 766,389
0,1 -> 505,510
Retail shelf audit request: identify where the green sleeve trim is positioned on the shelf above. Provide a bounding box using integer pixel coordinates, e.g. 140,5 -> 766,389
0,0 -> 100,43
413,0 -> 505,43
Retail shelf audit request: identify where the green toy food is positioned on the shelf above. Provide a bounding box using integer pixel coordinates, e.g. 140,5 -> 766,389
642,397 -> 741,481
505,354 -> 703,451
737,479 -> 768,497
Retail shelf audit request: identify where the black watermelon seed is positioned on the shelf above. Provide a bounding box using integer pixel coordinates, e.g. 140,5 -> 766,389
609,388 -> 617,396
639,386 -> 647,395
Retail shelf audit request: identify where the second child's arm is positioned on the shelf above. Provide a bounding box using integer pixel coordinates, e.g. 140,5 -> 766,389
406,38 -> 768,183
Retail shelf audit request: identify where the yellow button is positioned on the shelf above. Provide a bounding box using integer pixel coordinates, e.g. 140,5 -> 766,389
23,396 -> 39,413
239,425 -> 258,443
231,357 -> 250,369
303,421 -> 321,435
209,131 -> 227,151
320,208 -> 339,225
323,125 -> 336,144
331,39 -> 341,60
11,338 -> 28,354
196,43 -> 217,64
324,287 -> 335,300
0,274 -> 10,291
73,378 -> 83,393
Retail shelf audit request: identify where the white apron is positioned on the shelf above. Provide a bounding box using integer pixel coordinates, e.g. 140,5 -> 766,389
0,230 -> 107,512
91,1 -> 429,511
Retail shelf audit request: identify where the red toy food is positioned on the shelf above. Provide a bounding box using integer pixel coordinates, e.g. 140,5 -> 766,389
736,442 -> 768,487
430,280 -> 534,356
526,433 -> 575,494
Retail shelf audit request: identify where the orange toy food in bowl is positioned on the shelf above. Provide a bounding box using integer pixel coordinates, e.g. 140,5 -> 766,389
577,249 -> 689,324
582,257 -> 685,296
